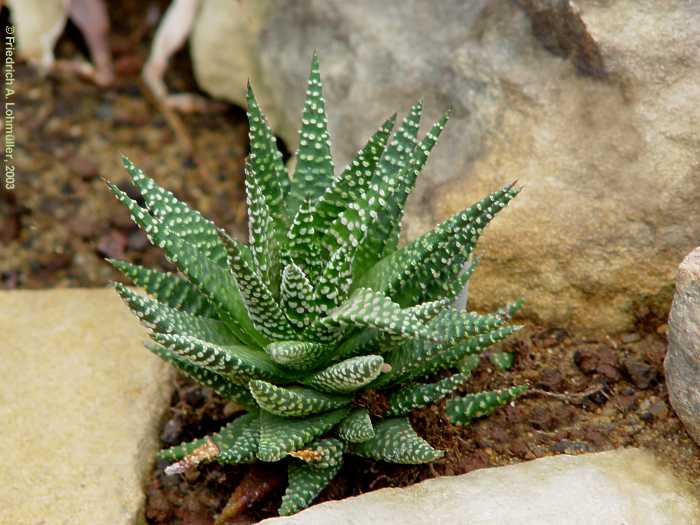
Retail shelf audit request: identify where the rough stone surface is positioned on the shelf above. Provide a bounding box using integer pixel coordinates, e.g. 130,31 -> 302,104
665,247 -> 700,447
261,449 -> 699,525
192,0 -> 700,333
0,289 -> 173,525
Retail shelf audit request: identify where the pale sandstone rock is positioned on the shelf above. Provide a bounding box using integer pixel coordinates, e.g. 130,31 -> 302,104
0,289 -> 173,525
191,0 -> 700,333
665,247 -> 700,447
261,449 -> 699,525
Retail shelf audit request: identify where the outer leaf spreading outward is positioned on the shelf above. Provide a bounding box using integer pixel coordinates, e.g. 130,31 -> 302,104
107,54 -> 527,517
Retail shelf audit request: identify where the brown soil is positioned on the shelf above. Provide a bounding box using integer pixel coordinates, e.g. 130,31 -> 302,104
4,3 -> 698,525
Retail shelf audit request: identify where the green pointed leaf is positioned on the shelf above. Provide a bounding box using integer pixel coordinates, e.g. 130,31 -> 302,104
314,112 -> 449,300
285,198 -> 326,281
419,325 -> 522,379
121,156 -> 228,266
496,298 -> 525,320
109,260 -> 219,319
288,52 -> 334,215
489,351 -> 515,371
457,353 -> 482,374
404,298 -> 451,322
151,333 -> 291,384
280,263 -> 318,330
313,242 -> 356,315
385,372 -> 471,417
450,257 -> 480,310
399,184 -> 520,305
314,115 -> 396,246
285,115 -> 395,288
446,385 -> 528,425
216,411 -> 261,464
337,408 -> 374,443
279,460 -> 342,516
351,417 -> 443,464
246,82 -> 290,212
157,435 -> 209,462
302,355 -> 387,394
422,307 -> 506,345
357,183 -> 518,305
265,340 -> 333,371
147,343 -> 256,407
248,380 -> 351,417
354,104 -> 443,275
376,325 -> 522,389
219,232 -> 296,341
257,407 -> 349,462
157,411 -> 259,464
353,101 -> 424,272
114,283 -> 238,345
244,162 -> 278,290
378,101 -> 423,185
325,288 -> 436,341
289,437 -> 345,469
106,181 -> 262,347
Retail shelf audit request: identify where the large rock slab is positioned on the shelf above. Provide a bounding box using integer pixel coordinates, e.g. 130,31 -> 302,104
0,289 -> 173,525
261,449 -> 699,524
191,0 -> 700,333
666,247 -> 700,446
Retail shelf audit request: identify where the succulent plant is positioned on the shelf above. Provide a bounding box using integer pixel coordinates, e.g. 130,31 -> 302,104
107,53 -> 527,516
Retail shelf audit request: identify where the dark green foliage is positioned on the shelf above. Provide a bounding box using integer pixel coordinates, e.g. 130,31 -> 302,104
337,408 -> 375,442
257,408 -> 349,462
385,372 -> 472,416
445,385 -> 528,425
351,417 -> 443,463
158,411 -> 259,464
280,461 -> 343,516
107,54 -> 526,516
490,351 -> 516,370
249,380 -> 351,417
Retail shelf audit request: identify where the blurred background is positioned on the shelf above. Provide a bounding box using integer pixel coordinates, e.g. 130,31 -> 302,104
0,0 -> 257,292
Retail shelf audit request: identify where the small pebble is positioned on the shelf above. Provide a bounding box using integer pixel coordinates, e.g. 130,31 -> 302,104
538,367 -> 565,391
623,357 -> 657,390
614,393 -> 637,413
160,417 -> 183,445
648,400 -> 669,419
573,346 -> 621,380
184,387 -> 207,408
551,439 -> 592,454
621,333 -> 641,343
96,230 -> 128,259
